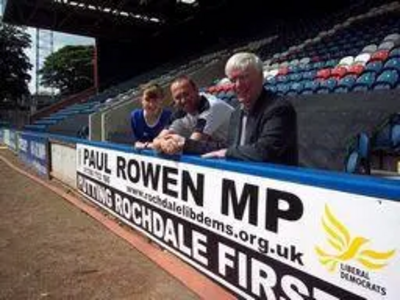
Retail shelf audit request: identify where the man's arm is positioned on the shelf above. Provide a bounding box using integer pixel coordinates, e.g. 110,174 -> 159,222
226,102 -> 297,163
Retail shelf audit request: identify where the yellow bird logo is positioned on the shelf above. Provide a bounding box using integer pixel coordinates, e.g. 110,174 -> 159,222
315,205 -> 395,272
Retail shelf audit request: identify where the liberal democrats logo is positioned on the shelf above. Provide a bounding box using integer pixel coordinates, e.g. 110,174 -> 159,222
315,205 -> 395,272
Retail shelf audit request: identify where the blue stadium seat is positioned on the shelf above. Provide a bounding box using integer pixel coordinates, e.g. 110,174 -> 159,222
301,64 -> 313,72
324,59 -> 338,68
389,47 -> 400,59
276,83 -> 290,95
286,82 -> 305,96
266,76 -> 277,85
312,62 -> 324,70
392,125 -> 400,150
345,132 -> 371,175
317,78 -> 337,94
276,75 -> 289,83
289,65 -> 301,73
302,70 -> 317,80
288,73 -> 302,82
383,57 -> 400,72
373,70 -> 399,90
300,80 -> 320,95
372,113 -> 400,152
352,73 -> 376,92
265,85 -> 278,93
334,75 -> 357,93
389,48 -> 400,59
364,61 -> 383,75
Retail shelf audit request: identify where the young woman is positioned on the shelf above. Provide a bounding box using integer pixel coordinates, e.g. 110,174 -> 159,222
131,83 -> 172,149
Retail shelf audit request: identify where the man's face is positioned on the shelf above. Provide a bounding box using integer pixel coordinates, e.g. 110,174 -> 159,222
228,66 -> 263,109
170,80 -> 199,114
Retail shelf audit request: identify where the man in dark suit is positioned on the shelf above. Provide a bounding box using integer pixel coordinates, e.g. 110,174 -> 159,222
159,52 -> 298,166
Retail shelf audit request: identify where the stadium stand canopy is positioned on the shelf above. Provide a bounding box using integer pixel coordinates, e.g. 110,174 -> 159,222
2,0 -> 362,40
2,0 -> 257,40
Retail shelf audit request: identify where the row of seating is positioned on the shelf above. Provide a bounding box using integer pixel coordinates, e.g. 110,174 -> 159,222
25,101 -> 100,132
267,70 -> 400,96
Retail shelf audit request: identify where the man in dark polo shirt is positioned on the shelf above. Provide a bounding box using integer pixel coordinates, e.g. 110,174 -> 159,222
158,53 -> 298,166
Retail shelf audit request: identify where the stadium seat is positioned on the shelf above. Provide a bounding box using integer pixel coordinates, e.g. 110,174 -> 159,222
354,53 -> 371,65
267,69 -> 279,78
289,59 -> 300,66
348,64 -> 365,76
285,82 -> 301,96
316,68 -> 331,80
276,75 -> 289,83
299,57 -> 311,65
361,44 -> 377,54
301,80 -> 320,95
378,41 -> 396,51
276,83 -> 290,95
389,47 -> 400,58
265,84 -> 278,94
288,73 -> 302,82
383,57 -> 400,72
370,49 -> 390,62
384,33 -> 400,43
317,78 -> 337,94
278,67 -> 289,76
344,132 -> 371,175
373,70 -> 399,89
338,56 -> 355,67
364,61 -> 383,75
279,61 -> 290,68
352,73 -> 376,91
324,59 -> 338,68
312,61 -> 324,69
334,75 -> 357,93
266,76 -> 277,85
372,113 -> 400,152
302,70 -> 317,80
331,66 -> 348,79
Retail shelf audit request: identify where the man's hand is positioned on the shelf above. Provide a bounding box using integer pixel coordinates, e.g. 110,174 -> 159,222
201,149 -> 227,159
156,134 -> 186,155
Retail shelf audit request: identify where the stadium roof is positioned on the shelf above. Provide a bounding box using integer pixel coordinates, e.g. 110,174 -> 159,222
2,0 -> 231,40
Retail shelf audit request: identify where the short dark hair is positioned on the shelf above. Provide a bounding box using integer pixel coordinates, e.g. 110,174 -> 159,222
170,76 -> 197,90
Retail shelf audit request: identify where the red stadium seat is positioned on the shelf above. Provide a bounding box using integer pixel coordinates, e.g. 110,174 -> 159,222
348,64 -> 365,76
370,50 -> 390,62
331,66 -> 348,79
316,68 -> 331,80
277,66 -> 289,76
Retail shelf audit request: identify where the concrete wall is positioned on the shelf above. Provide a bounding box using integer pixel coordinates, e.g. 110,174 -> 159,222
50,140 -> 77,188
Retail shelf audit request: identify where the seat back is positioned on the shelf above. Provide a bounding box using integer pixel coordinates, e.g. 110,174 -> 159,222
344,132 -> 371,174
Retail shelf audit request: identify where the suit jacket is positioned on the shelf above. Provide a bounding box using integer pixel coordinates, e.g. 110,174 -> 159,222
226,89 -> 298,165
184,89 -> 298,166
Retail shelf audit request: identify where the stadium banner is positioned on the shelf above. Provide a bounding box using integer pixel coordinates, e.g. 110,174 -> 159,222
3,129 -> 18,153
18,132 -> 49,178
76,143 -> 399,300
